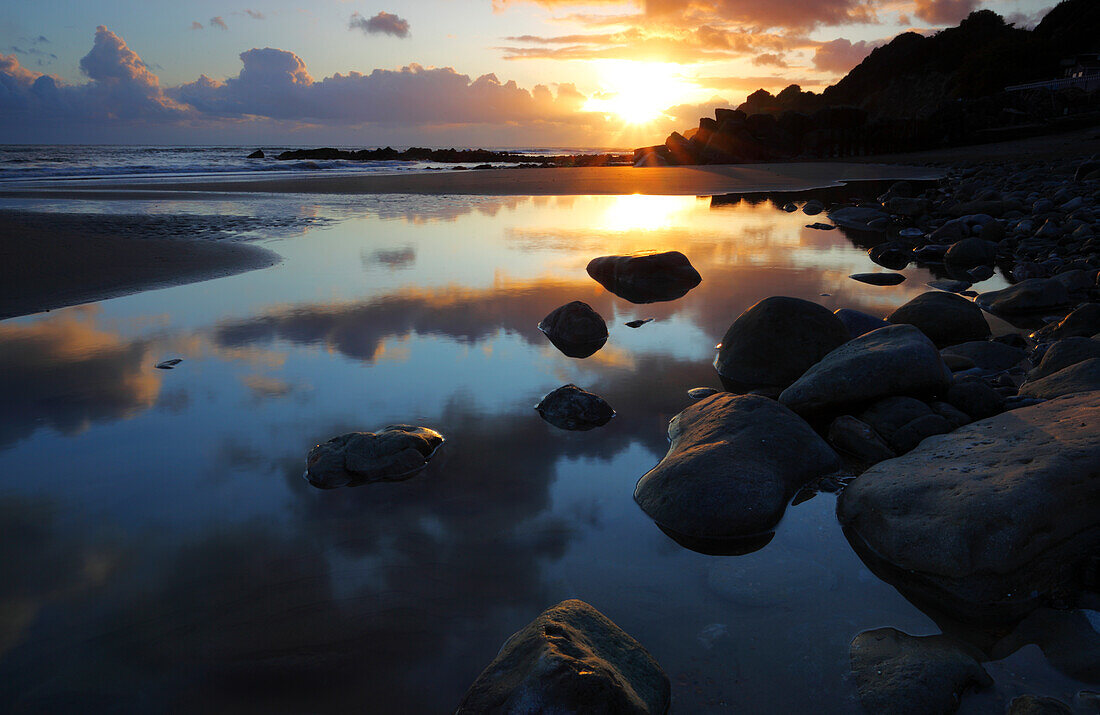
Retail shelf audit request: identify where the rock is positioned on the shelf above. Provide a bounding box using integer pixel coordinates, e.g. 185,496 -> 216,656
849,628 -> 991,715
586,252 -> 702,304
838,391 -> 1100,620
806,222 -> 835,230
687,387 -> 719,400
634,393 -> 839,539
779,325 -> 951,415
1019,358 -> 1100,399
1032,303 -> 1100,341
944,238 -> 997,267
940,340 -> 1026,372
1029,337 -> 1100,380
1007,695 -> 1073,715
967,265 -> 994,282
889,413 -> 953,453
941,354 -> 975,372
714,296 -> 849,394
154,358 -> 182,369
860,396 -> 933,443
830,206 -> 890,231
930,401 -> 971,428
914,244 -> 950,261
782,202 -> 797,212
869,242 -> 912,270
802,200 -> 824,215
305,425 -> 444,488
946,377 -> 1005,420
625,318 -> 653,328
247,149 -> 265,159
885,196 -> 930,217
886,292 -> 990,347
456,600 -> 670,715
1052,269 -> 1093,295
1075,160 -> 1100,182
850,272 -> 906,286
535,385 -> 615,431
828,415 -> 895,463
976,279 -> 1070,315
927,279 -> 972,294
834,308 -> 890,339
538,301 -> 608,358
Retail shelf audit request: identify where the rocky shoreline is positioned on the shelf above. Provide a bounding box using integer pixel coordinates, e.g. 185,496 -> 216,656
268,146 -> 632,167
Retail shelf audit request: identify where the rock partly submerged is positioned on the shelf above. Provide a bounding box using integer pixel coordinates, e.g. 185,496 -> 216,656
714,296 -> 849,394
849,628 -> 991,715
976,278 -> 1071,315
305,425 -> 444,488
634,393 -> 839,541
850,272 -> 906,286
779,324 -> 951,416
538,301 -> 609,358
535,384 -> 615,431
587,251 -> 702,304
457,599 -> 670,715
886,291 -> 991,347
838,391 -> 1100,620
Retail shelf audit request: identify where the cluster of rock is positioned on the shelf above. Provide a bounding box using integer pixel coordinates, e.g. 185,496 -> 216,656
270,147 -> 630,167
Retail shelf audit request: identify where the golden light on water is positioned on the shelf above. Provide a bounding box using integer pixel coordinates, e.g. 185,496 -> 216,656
598,194 -> 697,232
582,61 -> 697,125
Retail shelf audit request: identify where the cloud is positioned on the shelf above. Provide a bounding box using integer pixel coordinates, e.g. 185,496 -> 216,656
190,21 -> 203,30
210,16 -> 228,30
1004,7 -> 1049,30
349,11 -> 410,38
244,9 -> 265,20
912,0 -> 981,25
752,52 -> 788,67
812,37 -> 878,73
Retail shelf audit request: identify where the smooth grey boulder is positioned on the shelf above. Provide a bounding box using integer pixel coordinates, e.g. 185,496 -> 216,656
827,415 -> 895,463
536,384 -> 615,431
457,599 -> 670,715
538,301 -> 608,358
849,628 -> 991,715
834,308 -> 890,339
779,325 -> 952,416
305,425 -> 444,488
886,292 -> 990,347
1032,303 -> 1100,341
634,393 -> 839,539
714,296 -> 849,393
976,278 -> 1070,314
586,251 -> 701,304
940,340 -> 1026,373
1019,358 -> 1100,399
1029,337 -> 1100,380
838,391 -> 1100,620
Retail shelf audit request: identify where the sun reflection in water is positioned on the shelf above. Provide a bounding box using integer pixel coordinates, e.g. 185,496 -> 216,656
597,194 -> 699,233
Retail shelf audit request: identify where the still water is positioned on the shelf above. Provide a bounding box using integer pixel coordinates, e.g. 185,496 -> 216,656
0,192 -> 1091,713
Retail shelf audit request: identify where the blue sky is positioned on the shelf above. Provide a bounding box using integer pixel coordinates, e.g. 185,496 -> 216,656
0,0 -> 1058,145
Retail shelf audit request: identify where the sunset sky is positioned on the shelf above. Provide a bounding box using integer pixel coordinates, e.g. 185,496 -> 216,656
0,0 -> 1054,146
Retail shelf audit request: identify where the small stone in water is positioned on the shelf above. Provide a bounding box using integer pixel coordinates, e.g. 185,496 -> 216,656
625,318 -> 653,328
155,359 -> 182,369
899,227 -> 924,237
687,387 -> 719,399
806,222 -> 835,230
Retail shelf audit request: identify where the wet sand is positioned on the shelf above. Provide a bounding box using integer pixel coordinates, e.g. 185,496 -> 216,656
0,210 -> 279,320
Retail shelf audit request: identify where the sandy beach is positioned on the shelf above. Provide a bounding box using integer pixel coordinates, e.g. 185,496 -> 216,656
0,210 -> 279,320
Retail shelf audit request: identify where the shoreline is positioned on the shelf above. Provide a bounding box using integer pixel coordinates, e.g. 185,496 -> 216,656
0,210 -> 279,321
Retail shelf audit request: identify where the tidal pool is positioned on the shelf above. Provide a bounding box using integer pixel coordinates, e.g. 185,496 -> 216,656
0,191 -> 1091,713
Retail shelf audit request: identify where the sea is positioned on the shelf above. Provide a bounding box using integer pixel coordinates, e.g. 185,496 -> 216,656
0,144 -> 629,184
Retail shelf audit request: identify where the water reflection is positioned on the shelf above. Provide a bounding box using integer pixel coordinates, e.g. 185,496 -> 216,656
0,191 -> 1077,712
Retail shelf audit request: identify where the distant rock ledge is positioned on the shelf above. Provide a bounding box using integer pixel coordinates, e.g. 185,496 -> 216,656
274,146 -> 631,166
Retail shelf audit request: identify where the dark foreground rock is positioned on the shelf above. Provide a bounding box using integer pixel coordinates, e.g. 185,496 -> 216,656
827,415 -> 895,463
1007,695 -> 1074,715
849,628 -> 991,715
1028,337 -> 1100,380
457,599 -> 670,715
586,251 -> 702,304
536,384 -> 615,431
838,391 -> 1100,620
850,272 -> 906,286
538,301 -> 608,358
940,340 -> 1026,373
834,308 -> 890,339
976,278 -> 1071,315
779,325 -> 951,415
714,296 -> 849,394
886,292 -> 990,347
305,425 -> 444,488
634,393 -> 839,540
1019,357 -> 1100,399
1032,303 -> 1100,341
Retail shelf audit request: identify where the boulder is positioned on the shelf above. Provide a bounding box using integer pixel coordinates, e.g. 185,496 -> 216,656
535,385 -> 615,431
1028,337 -> 1100,380
976,279 -> 1070,315
586,252 -> 701,304
828,415 -> 895,463
850,272 -> 906,286
940,340 -> 1026,372
1007,695 -> 1074,715
838,391 -> 1100,620
849,628 -> 991,715
927,279 -> 972,294
1019,358 -> 1100,399
305,425 -> 444,488
634,393 -> 839,539
860,396 -> 933,444
802,200 -> 824,216
944,238 -> 997,267
247,149 -> 264,159
834,308 -> 891,339
538,301 -> 608,358
714,296 -> 849,394
779,325 -> 952,415
1032,303 -> 1100,341
946,377 -> 1005,420
886,292 -> 990,347
885,197 -> 930,217
829,206 -> 890,231
868,242 -> 913,270
457,600 -> 670,715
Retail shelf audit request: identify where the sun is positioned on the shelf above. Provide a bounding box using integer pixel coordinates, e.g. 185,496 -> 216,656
582,61 -> 697,125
